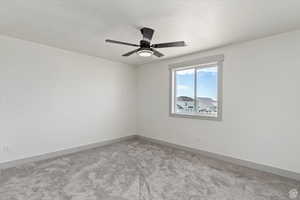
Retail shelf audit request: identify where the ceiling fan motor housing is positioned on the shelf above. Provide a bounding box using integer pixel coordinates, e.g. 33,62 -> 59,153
140,40 -> 151,49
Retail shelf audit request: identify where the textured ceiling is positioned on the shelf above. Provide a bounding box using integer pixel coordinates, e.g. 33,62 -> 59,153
1,0 -> 300,65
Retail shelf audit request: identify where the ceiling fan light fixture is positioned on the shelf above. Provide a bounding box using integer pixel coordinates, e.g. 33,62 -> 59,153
136,49 -> 153,57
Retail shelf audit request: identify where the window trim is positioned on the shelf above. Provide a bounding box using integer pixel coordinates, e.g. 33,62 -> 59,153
169,54 -> 224,121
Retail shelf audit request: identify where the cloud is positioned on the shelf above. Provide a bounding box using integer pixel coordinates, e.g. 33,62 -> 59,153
197,67 -> 218,78
177,85 -> 189,90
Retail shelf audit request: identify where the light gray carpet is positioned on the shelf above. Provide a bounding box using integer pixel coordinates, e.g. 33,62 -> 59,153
0,138 -> 299,200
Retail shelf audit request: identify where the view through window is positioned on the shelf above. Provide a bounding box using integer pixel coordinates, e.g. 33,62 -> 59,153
171,61 -> 221,119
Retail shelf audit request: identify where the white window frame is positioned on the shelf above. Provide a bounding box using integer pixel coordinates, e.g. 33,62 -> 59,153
169,54 -> 224,120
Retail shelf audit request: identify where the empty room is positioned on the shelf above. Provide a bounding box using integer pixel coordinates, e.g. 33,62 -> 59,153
1,0 -> 300,199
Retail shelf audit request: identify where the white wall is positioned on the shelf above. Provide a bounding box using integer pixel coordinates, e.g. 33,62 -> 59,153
137,30 -> 300,174
1,29 -> 300,174
0,35 -> 136,163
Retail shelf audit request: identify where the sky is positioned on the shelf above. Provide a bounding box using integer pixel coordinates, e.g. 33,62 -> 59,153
176,66 -> 218,100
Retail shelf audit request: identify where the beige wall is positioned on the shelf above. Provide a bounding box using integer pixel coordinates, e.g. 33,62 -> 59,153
137,30 -> 300,173
0,35 -> 137,163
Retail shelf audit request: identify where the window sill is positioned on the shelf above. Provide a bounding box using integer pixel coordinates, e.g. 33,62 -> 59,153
169,112 -> 222,121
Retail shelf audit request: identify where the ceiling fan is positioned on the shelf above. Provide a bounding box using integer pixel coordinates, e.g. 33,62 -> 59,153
105,27 -> 186,57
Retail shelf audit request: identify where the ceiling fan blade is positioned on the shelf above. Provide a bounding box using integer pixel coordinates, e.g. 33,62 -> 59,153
105,39 -> 139,47
151,41 -> 186,48
152,49 -> 164,57
141,27 -> 154,41
122,48 -> 141,56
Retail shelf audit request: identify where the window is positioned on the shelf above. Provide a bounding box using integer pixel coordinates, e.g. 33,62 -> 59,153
169,55 -> 223,120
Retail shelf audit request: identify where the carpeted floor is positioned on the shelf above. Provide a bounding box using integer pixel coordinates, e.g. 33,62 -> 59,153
0,138 -> 299,200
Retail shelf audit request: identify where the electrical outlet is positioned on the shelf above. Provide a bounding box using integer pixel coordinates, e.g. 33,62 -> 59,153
289,189 -> 298,199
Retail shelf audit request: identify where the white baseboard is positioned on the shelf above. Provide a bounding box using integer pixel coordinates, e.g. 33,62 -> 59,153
1,134 -> 299,182
136,135 -> 300,181
0,135 -> 137,170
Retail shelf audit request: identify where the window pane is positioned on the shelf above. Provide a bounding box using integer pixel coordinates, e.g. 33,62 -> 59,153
175,68 -> 195,113
196,66 -> 218,117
